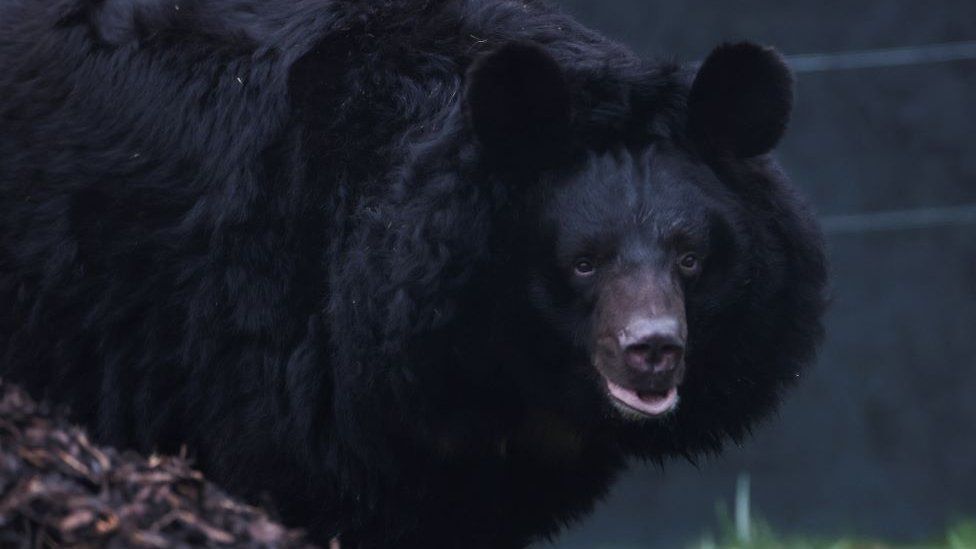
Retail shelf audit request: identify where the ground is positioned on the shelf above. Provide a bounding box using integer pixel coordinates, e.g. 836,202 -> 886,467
0,379 -> 313,548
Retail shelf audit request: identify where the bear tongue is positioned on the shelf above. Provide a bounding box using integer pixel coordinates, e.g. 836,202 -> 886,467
606,381 -> 679,417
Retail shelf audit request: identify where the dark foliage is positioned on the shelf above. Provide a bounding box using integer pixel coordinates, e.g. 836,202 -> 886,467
0,0 -> 828,547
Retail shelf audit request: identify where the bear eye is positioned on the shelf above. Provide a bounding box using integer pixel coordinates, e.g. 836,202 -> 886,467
573,258 -> 596,277
677,252 -> 702,276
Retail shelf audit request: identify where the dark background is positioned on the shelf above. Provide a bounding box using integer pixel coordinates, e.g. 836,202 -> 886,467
541,1 -> 976,547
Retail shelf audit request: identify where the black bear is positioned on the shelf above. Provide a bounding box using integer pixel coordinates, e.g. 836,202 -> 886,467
0,0 -> 828,547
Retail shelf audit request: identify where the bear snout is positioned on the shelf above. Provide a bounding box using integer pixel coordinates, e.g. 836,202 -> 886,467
623,333 -> 685,376
600,316 -> 687,391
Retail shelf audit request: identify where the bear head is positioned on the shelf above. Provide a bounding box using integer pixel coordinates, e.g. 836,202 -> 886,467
460,40 -> 825,455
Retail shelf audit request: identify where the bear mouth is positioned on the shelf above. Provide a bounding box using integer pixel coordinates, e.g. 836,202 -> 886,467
605,381 -> 679,419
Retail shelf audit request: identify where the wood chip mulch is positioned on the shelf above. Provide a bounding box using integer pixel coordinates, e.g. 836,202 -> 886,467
0,379 -> 319,548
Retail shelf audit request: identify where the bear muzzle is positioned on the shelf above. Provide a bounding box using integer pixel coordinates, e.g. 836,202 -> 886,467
595,315 -> 686,419
591,266 -> 688,420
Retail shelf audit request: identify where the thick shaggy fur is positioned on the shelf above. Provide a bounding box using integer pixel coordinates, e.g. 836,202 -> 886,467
0,0 -> 828,547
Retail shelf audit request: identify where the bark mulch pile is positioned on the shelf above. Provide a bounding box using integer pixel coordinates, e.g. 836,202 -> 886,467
0,379 -> 318,548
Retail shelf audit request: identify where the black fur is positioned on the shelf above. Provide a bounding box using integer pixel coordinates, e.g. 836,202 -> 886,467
466,41 -> 573,168
688,42 -> 795,157
0,1 -> 827,547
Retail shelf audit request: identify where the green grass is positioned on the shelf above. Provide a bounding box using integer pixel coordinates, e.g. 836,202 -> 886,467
685,475 -> 976,549
690,517 -> 976,549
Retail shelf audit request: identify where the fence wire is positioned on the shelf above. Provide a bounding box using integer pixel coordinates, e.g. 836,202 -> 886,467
821,203 -> 976,235
787,40 -> 976,73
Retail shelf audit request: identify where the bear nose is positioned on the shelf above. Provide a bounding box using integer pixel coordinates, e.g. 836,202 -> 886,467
623,334 -> 685,374
616,317 -> 685,375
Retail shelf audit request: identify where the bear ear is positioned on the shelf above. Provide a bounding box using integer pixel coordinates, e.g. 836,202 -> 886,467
465,41 -> 572,168
688,42 -> 794,158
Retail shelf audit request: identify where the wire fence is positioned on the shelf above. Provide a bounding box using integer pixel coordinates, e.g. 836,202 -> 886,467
820,203 -> 976,235
786,40 -> 976,73
780,40 -> 976,235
